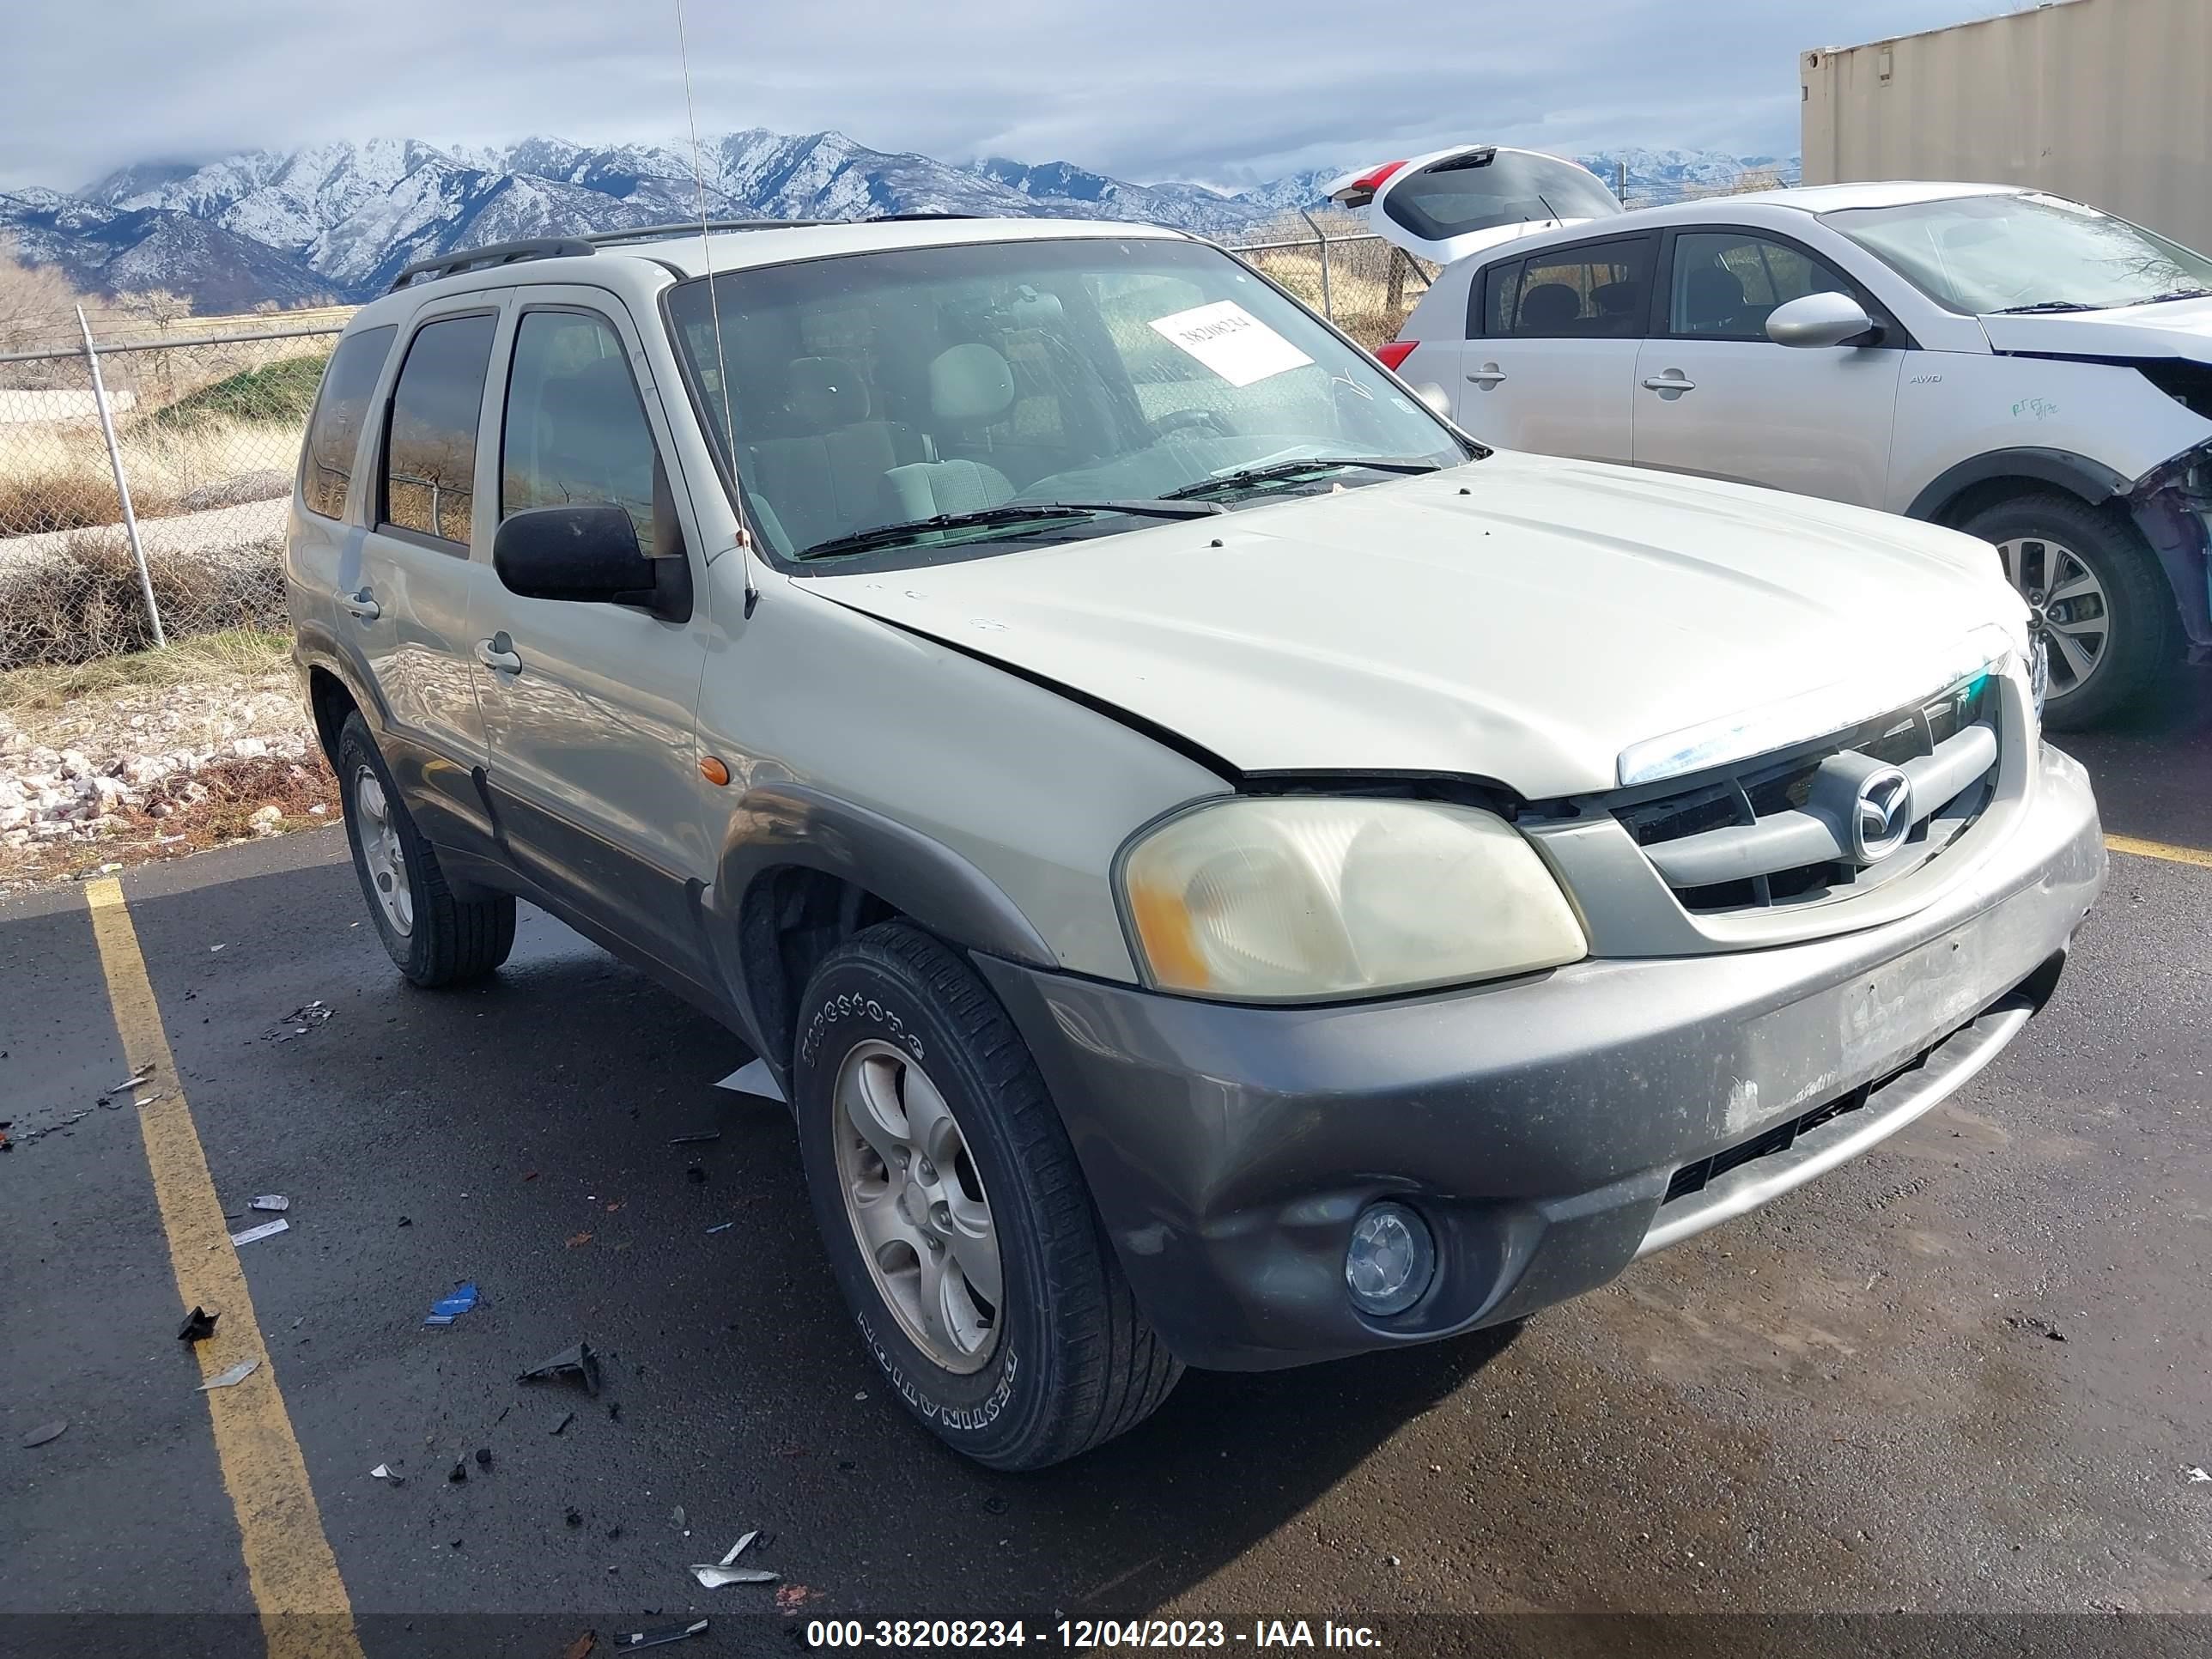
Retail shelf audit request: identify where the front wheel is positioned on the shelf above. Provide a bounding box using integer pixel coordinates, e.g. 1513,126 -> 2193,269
1960,494 -> 2179,730
793,922 -> 1181,1470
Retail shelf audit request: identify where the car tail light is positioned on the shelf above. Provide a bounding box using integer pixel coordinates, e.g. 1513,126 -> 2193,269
1376,341 -> 1418,372
1347,161 -> 1407,195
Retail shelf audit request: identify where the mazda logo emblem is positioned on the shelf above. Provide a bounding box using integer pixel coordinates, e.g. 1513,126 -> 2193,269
1851,767 -> 1914,864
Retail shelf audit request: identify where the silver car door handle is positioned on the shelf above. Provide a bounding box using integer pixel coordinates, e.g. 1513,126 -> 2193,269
474,638 -> 521,673
340,590 -> 380,620
1642,373 -> 1697,392
1467,364 -> 1507,386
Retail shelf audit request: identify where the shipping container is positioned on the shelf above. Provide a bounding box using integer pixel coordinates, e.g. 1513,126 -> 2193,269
1802,0 -> 2212,256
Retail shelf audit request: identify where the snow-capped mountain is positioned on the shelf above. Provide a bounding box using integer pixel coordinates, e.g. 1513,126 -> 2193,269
3,133 -> 1796,313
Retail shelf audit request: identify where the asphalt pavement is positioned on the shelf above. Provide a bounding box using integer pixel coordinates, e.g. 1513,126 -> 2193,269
3,677 -> 2209,1659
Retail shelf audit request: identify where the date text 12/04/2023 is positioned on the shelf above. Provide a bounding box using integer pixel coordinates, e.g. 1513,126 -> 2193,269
803,1620 -> 1384,1649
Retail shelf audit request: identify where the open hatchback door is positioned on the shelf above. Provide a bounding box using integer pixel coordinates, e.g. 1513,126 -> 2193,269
1327,143 -> 1626,265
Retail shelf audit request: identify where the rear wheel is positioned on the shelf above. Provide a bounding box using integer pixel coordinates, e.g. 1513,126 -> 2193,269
337,713 -> 514,987
1960,494 -> 2179,729
793,921 -> 1181,1470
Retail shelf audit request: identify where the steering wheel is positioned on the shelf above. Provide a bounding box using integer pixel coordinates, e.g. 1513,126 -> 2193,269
1152,407 -> 1235,441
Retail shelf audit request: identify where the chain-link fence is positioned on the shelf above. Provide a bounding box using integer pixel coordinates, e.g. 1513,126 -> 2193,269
1225,219 -> 1437,352
0,315 -> 342,669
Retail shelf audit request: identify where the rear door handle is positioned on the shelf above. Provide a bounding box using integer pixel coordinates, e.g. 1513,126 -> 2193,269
475,636 -> 521,673
1642,373 -> 1697,392
340,590 -> 380,620
1467,363 -> 1507,387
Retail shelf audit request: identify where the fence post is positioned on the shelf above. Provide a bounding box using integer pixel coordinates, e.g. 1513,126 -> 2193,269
76,305 -> 165,649
1297,209 -> 1333,319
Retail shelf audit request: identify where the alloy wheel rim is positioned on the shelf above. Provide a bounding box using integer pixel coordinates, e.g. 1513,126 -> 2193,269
353,767 -> 413,937
832,1039 -> 1001,1373
1996,536 -> 2110,699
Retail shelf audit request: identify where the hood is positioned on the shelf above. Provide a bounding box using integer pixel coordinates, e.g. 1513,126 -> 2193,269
802,454 -> 2026,799
1981,294 -> 2212,362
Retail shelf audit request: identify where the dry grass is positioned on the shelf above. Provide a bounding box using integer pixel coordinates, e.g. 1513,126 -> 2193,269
0,528 -> 288,670
0,626 -> 292,713
0,416 -> 299,537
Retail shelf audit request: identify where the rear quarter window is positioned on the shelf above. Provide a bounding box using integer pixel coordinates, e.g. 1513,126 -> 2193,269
299,325 -> 396,521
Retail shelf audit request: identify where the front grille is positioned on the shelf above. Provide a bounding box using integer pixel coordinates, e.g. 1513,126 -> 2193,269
1613,672 -> 2003,916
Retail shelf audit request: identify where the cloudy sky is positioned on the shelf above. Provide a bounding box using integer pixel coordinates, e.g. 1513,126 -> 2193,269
3,0 -> 2003,191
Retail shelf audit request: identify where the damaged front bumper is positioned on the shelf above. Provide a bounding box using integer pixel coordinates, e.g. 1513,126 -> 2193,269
2130,441 -> 2212,661
976,744 -> 2105,1372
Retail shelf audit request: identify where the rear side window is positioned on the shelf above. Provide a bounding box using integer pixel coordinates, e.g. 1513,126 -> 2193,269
501,310 -> 661,556
300,325 -> 395,521
381,313 -> 498,545
1499,237 -> 1655,339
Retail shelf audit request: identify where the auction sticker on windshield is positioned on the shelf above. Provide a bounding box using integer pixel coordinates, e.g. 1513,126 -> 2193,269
1149,300 -> 1313,386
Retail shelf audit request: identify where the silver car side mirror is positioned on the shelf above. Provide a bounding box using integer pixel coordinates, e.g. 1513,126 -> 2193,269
1413,381 -> 1453,416
1766,291 -> 1877,349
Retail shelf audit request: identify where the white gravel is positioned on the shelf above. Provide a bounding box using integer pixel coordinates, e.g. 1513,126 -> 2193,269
0,671 -> 317,852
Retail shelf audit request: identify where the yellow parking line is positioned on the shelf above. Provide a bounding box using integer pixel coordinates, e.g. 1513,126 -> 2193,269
2106,833 -> 2212,870
84,878 -> 364,1659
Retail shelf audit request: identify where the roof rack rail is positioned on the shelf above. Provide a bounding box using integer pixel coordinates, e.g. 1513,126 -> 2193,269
583,218 -> 824,247
386,237 -> 596,293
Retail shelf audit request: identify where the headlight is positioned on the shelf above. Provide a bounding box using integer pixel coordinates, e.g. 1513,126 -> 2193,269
1119,796 -> 1587,1001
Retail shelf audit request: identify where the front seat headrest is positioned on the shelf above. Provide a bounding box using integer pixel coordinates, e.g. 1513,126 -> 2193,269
787,356 -> 869,428
928,343 -> 1015,425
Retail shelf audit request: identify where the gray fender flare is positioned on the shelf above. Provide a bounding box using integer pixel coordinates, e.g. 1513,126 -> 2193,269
1904,447 -> 2132,522
707,782 -> 1057,1081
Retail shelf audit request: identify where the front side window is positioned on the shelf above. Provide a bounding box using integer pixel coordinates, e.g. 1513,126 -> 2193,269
381,313 -> 497,544
501,311 -> 659,556
1668,232 -> 1852,338
1825,192 -> 2212,315
301,325 -> 395,520
1499,237 -> 1654,338
666,237 -> 1469,566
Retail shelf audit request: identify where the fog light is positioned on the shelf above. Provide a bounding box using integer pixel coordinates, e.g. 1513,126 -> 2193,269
1344,1202 -> 1436,1316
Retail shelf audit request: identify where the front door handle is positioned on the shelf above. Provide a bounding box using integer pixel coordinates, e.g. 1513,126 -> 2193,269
474,635 -> 521,673
1642,372 -> 1698,392
1467,363 -> 1507,387
340,589 -> 380,620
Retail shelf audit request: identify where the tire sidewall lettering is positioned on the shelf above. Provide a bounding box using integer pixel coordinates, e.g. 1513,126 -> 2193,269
799,988 -> 925,1069
854,1311 -> 1018,1436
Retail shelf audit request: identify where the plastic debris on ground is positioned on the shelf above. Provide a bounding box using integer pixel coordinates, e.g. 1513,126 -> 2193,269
263,1002 -> 333,1043
2188,1467 -> 2211,1483
228,1218 -> 289,1247
615,1620 -> 707,1650
422,1282 -> 480,1327
715,1057 -> 785,1102
198,1358 -> 259,1391
448,1460 -> 468,1483
550,1410 -> 577,1437
178,1306 -> 219,1343
112,1064 -> 154,1091
519,1341 -> 602,1396
370,1462 -> 406,1486
249,1195 -> 290,1213
665,1132 -> 720,1146
705,1223 -> 733,1235
689,1528 -> 776,1588
21,1420 -> 68,1448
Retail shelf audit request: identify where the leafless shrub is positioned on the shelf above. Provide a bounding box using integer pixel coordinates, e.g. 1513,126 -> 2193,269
0,527 -> 287,670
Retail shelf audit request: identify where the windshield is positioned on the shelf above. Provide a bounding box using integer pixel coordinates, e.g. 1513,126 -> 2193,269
665,236 -> 1468,564
1824,192 -> 2212,315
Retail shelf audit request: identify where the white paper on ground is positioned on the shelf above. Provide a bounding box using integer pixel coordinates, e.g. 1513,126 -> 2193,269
714,1058 -> 785,1103
1147,300 -> 1313,388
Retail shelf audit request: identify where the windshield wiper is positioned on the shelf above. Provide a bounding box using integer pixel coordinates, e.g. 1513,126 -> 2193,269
793,499 -> 1224,562
2143,287 -> 2212,305
1988,300 -> 2101,314
1159,456 -> 1443,501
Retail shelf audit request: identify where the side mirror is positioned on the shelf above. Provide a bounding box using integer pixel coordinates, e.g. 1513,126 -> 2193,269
1766,291 -> 1878,349
494,505 -> 659,606
1413,381 -> 1453,417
